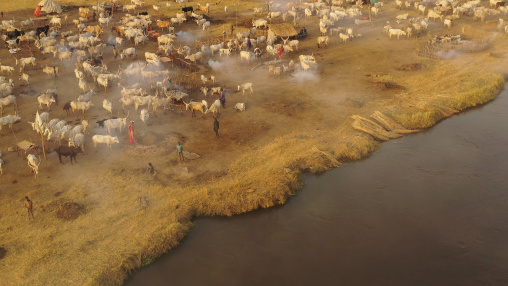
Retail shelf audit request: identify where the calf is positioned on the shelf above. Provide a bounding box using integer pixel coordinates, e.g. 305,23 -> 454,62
55,145 -> 83,164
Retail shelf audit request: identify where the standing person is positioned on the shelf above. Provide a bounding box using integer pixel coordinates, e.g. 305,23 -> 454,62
53,66 -> 58,79
92,10 -> 96,21
142,24 -> 147,35
219,88 -> 226,108
113,45 -> 118,59
230,24 -> 234,36
247,37 -> 252,50
128,121 -> 135,144
213,117 -> 220,139
176,142 -> 184,162
1,12 -> 3,18
24,196 -> 35,220
278,45 -> 284,60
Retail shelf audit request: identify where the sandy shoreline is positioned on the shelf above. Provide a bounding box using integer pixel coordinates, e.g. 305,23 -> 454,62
0,0 -> 507,285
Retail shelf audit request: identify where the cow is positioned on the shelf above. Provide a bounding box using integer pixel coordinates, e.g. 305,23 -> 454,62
0,114 -> 21,135
92,135 -> 120,149
234,102 -> 246,111
37,93 -> 56,110
0,95 -> 17,115
182,6 -> 194,13
103,99 -> 113,116
237,83 -> 254,95
70,101 -> 94,116
184,100 -> 208,118
27,154 -> 41,179
6,29 -> 23,39
103,116 -> 128,134
15,57 -> 37,71
63,101 -> 72,116
140,109 -> 149,125
55,145 -> 83,164
36,25 -> 50,38
205,99 -> 221,116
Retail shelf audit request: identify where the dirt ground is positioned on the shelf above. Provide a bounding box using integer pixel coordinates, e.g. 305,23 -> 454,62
1,1 -> 508,285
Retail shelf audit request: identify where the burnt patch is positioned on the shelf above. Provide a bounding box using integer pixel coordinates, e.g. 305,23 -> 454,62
56,202 -> 86,220
396,63 -> 423,71
371,81 -> 404,91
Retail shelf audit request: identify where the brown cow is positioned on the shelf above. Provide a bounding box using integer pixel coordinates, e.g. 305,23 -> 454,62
55,145 -> 83,164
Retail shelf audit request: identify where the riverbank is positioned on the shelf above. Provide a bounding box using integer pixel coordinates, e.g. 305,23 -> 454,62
0,1 -> 507,285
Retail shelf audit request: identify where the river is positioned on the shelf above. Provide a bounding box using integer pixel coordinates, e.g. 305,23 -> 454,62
125,85 -> 508,286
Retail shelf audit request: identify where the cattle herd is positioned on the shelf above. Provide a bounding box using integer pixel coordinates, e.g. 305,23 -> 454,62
0,0 -> 506,179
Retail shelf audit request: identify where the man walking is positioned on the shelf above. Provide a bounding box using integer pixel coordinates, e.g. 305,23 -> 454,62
213,117 -> 220,139
24,196 -> 35,220
113,45 -> 118,59
176,142 -> 184,162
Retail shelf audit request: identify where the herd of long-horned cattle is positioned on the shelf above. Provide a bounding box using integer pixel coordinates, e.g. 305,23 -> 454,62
0,0 -> 506,179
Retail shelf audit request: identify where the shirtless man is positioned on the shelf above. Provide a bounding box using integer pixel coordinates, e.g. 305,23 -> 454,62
24,196 -> 34,219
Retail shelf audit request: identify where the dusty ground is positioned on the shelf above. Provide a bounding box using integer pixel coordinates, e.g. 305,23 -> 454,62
1,0 -> 508,285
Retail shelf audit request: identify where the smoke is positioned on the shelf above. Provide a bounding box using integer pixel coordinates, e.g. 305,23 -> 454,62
176,31 -> 198,45
291,69 -> 320,83
435,49 -> 461,59
208,59 -> 225,70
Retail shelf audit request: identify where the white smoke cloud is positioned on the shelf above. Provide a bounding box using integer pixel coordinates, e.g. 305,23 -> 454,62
208,59 -> 225,70
291,69 -> 320,83
435,49 -> 460,59
176,31 -> 198,45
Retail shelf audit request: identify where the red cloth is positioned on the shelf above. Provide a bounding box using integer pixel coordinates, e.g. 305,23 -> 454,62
278,46 -> 283,59
34,5 -> 41,18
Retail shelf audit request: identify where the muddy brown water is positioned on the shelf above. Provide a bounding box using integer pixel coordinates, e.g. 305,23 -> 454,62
125,85 -> 508,286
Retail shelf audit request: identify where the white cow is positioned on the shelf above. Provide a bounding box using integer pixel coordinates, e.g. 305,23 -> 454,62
388,28 -> 407,39
19,73 -> 30,87
237,83 -> 253,95
140,109 -> 149,125
206,99 -> 221,116
0,114 -> 21,135
234,102 -> 246,111
240,51 -> 254,62
103,99 -> 113,115
0,95 -> 17,115
27,154 -> 40,179
69,133 -> 85,151
317,36 -> 329,48
70,101 -> 94,115
92,135 -> 120,149
37,94 -> 56,110
103,117 -> 128,134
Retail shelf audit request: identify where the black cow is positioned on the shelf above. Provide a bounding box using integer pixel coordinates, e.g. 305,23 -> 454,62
36,25 -> 50,38
182,6 -> 193,13
55,145 -> 83,164
63,101 -> 72,116
6,29 -> 23,39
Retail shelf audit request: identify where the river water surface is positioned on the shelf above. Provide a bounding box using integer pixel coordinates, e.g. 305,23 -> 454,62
126,86 -> 508,286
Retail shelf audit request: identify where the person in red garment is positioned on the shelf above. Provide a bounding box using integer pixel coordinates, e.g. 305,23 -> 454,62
128,121 -> 135,144
278,45 -> 284,59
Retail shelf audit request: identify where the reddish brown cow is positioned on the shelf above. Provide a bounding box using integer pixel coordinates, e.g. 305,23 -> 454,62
55,145 -> 83,164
